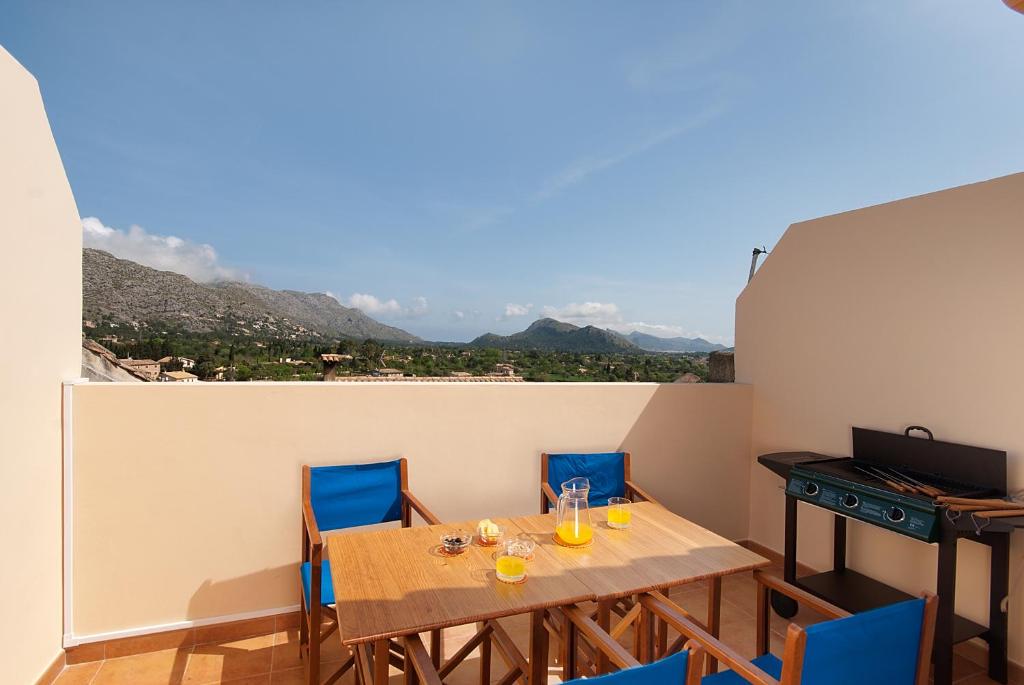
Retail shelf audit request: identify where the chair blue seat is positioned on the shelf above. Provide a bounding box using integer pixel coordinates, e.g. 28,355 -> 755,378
566,649 -> 692,684
702,654 -> 782,685
547,452 -> 627,507
300,559 -> 335,606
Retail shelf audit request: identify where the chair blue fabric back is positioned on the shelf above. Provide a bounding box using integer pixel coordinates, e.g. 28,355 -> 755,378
799,597 -> 925,684
565,649 -> 690,684
309,460 -> 403,531
547,452 -> 627,506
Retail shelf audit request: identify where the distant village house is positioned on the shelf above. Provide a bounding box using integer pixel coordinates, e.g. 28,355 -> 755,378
117,358 -> 161,381
158,370 -> 199,383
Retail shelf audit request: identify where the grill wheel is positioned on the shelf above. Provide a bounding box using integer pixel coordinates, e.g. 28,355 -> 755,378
771,589 -> 799,619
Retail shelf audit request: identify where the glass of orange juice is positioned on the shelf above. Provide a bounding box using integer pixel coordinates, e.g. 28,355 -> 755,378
495,536 -> 533,583
607,497 -> 631,529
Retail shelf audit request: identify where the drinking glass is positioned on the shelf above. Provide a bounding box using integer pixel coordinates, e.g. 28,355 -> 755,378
495,536 -> 533,583
607,497 -> 631,529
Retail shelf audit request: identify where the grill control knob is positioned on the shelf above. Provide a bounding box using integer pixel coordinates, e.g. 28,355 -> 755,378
841,493 -> 859,509
803,482 -> 820,497
886,507 -> 906,523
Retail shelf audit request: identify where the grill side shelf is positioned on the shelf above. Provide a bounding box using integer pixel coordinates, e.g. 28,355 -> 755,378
757,451 -> 843,479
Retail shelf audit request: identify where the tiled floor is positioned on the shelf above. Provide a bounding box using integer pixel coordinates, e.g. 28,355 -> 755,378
53,563 -> 1012,685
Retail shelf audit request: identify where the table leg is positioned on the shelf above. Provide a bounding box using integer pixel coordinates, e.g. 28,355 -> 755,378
529,609 -> 549,684
637,604 -> 654,664
354,644 -> 373,685
478,621 -> 492,684
707,577 -> 722,674
429,628 -> 442,669
404,642 -> 419,685
562,609 -> 578,681
373,639 -> 390,685
595,600 -> 612,674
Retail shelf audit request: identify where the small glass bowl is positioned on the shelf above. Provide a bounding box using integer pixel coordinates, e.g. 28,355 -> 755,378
477,522 -> 505,546
439,530 -> 473,555
504,533 -> 536,560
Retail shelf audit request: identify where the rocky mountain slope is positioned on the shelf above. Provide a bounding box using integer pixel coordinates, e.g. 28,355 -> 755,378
625,331 -> 727,353
470,318 -> 640,353
83,248 -> 419,342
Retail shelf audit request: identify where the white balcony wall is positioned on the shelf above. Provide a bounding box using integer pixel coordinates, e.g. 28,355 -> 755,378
69,382 -> 752,640
737,172 -> 1024,662
0,47 -> 83,682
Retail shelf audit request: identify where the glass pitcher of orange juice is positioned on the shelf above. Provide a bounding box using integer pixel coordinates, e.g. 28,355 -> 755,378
555,477 -> 593,546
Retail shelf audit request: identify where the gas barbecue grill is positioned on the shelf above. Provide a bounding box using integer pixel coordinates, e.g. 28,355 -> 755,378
759,426 -> 1010,685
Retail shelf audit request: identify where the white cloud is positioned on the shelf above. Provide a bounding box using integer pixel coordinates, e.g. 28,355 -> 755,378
541,302 -> 622,326
607,321 -> 686,337
453,310 -> 466,320
82,217 -> 244,282
500,303 -> 533,320
409,296 -> 429,316
346,293 -> 402,314
346,293 -> 429,318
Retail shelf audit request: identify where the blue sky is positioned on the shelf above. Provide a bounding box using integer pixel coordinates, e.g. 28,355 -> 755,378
3,2 -> 1022,343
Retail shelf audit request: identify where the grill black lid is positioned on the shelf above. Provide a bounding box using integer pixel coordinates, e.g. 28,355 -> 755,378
852,427 -> 1006,496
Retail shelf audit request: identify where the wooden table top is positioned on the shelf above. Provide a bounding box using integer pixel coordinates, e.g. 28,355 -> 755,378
512,502 -> 769,600
328,516 -> 594,645
328,503 -> 769,645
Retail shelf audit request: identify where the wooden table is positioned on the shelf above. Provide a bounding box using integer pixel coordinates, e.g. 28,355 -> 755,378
328,516 -> 593,684
328,504 -> 769,683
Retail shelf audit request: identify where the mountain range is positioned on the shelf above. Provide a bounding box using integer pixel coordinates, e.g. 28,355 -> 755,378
84,249 -> 725,352
470,318 -> 638,353
469,319 -> 725,354
624,331 -> 727,353
83,248 -> 419,342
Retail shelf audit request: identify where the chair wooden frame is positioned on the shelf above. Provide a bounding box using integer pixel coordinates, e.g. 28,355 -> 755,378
634,571 -> 938,685
539,451 -> 663,514
393,613 -> 543,685
561,603 -> 705,684
300,458 -> 442,685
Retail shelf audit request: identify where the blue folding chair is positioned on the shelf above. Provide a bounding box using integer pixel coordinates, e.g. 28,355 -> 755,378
540,451 -> 662,513
632,572 -> 938,685
299,458 -> 440,685
542,450 -> 666,667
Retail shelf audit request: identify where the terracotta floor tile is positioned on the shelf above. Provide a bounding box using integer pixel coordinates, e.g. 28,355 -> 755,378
926,653 -> 987,684
219,676 -> 271,685
184,634 -> 275,684
92,648 -> 192,685
269,666 -> 359,685
52,661 -> 102,685
715,616 -> 786,661
270,629 -> 350,672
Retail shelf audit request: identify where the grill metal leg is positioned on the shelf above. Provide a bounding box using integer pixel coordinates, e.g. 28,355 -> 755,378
784,495 -> 798,583
934,531 -> 958,685
988,533 -> 1009,684
833,514 -> 846,572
